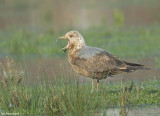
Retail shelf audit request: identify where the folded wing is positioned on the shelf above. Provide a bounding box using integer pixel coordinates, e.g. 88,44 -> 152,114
72,46 -> 146,78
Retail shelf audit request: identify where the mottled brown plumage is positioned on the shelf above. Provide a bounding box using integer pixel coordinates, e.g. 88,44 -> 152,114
68,50 -> 144,79
58,31 -> 148,92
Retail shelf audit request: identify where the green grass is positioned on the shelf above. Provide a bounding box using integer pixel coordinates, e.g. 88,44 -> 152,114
0,25 -> 160,59
0,76 -> 160,115
1,25 -> 160,66
0,57 -> 159,115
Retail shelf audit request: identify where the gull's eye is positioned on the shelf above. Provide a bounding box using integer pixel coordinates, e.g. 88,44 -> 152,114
69,34 -> 73,38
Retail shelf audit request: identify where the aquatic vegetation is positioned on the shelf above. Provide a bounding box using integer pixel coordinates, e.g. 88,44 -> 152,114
0,58 -> 159,115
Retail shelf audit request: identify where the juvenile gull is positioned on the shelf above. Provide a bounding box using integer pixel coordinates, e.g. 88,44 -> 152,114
58,31 -> 148,93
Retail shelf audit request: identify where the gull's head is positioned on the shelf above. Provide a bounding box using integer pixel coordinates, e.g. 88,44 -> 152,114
58,31 -> 86,52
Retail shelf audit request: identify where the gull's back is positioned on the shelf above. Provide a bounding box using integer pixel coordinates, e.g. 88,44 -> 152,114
77,46 -> 110,59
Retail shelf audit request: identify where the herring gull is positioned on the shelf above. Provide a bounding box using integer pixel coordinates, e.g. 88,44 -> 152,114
58,31 -> 148,93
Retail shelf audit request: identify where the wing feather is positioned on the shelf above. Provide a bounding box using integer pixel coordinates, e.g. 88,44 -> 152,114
71,48 -> 127,77
69,46 -> 146,79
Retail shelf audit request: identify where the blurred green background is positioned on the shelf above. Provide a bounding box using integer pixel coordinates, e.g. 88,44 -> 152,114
0,0 -> 160,66
0,0 -> 160,58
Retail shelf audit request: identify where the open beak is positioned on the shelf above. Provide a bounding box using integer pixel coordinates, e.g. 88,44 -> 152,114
56,36 -> 66,41
59,36 -> 66,39
57,35 -> 70,52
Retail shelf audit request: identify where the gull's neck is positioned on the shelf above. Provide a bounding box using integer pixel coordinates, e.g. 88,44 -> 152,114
68,36 -> 86,55
76,36 -> 86,50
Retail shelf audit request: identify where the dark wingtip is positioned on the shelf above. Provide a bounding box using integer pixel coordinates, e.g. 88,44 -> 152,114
125,62 -> 144,67
124,62 -> 150,70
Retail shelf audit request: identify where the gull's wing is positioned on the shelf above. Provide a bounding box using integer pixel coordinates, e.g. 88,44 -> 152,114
72,46 -> 144,77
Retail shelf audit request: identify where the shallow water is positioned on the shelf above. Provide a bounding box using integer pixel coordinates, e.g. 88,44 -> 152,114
16,58 -> 160,84
98,106 -> 160,116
